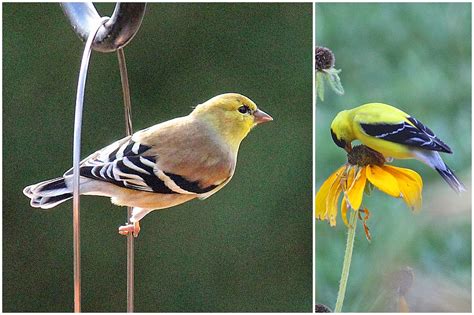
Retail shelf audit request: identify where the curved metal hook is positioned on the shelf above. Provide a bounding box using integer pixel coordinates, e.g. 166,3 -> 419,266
61,3 -> 146,53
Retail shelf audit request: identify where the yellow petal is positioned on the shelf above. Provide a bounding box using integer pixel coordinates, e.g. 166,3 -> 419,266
344,167 -> 367,211
341,197 -> 349,226
383,165 -> 423,212
366,165 -> 401,198
387,165 -> 423,189
315,166 -> 345,226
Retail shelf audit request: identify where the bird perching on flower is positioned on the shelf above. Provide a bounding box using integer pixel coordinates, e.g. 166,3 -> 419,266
330,103 -> 465,193
23,93 -> 273,237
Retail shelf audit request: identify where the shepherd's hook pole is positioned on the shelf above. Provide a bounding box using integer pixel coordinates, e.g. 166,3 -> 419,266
61,3 -> 146,312
72,16 -> 110,312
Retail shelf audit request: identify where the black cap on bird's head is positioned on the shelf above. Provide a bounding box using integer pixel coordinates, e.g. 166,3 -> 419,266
331,128 -> 351,152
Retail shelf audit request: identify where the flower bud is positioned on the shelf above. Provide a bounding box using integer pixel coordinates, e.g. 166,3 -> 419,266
315,46 -> 335,71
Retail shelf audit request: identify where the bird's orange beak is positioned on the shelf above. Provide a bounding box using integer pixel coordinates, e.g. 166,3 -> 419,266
254,109 -> 273,124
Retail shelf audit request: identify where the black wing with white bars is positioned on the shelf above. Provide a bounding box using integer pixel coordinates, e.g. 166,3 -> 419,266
360,116 -> 452,153
65,138 -> 218,195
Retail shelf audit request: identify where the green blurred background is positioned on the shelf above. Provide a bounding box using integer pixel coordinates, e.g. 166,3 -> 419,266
316,3 -> 471,312
3,3 -> 312,312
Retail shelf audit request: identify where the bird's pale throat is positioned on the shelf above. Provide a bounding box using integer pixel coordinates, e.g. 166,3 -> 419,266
347,145 -> 385,167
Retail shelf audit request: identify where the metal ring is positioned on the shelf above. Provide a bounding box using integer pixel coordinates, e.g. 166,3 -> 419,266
61,3 -> 146,53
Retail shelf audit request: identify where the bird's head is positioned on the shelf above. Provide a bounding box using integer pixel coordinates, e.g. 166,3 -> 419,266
191,93 -> 272,149
330,110 -> 353,152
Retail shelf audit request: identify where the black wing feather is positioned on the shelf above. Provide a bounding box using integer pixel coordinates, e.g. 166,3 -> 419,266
79,156 -> 177,194
72,138 -> 218,194
360,116 -> 452,153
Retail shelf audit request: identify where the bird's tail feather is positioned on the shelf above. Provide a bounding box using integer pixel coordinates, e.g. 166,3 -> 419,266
23,177 -> 73,209
435,165 -> 466,194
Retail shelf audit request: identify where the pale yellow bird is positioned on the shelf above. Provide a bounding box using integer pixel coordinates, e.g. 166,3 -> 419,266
23,93 -> 273,236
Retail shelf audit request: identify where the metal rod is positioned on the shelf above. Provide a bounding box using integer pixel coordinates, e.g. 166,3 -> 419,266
126,205 -> 135,313
117,49 -> 133,136
72,17 -> 110,313
63,3 -> 145,312
117,47 -> 134,312
61,3 -> 146,53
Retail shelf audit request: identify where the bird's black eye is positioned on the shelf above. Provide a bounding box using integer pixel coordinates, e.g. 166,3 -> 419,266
238,105 -> 250,114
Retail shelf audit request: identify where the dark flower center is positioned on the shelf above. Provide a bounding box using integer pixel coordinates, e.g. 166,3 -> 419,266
347,145 -> 385,167
315,304 -> 332,312
315,46 -> 335,71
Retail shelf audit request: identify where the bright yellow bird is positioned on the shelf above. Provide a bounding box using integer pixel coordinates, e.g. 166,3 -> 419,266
330,103 -> 465,193
23,93 -> 273,236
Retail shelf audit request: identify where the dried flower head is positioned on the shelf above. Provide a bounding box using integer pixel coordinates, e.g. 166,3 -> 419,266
347,145 -> 385,167
315,46 -> 335,71
315,46 -> 343,101
315,303 -> 332,312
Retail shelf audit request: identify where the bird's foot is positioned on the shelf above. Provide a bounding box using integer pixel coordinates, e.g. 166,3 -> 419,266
118,221 -> 141,238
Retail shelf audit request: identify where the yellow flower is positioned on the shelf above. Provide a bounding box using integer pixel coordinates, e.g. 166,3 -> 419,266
316,145 -> 423,227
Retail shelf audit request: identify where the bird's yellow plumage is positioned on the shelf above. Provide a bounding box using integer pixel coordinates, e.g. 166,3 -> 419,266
23,93 -> 273,236
334,103 -> 414,158
190,93 -> 261,151
330,103 -> 465,193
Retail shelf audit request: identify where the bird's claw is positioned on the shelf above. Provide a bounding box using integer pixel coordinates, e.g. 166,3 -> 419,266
118,221 -> 141,238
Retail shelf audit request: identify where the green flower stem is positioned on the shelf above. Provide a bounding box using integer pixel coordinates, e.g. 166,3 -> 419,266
334,209 -> 358,312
